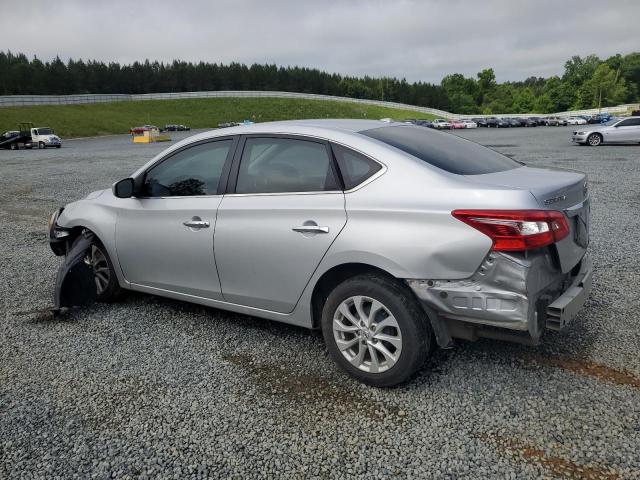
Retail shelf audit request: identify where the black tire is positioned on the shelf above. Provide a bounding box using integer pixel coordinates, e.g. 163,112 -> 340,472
88,241 -> 122,302
39,142 -> 45,149
587,133 -> 602,146
321,274 -> 433,387
10,143 -> 17,150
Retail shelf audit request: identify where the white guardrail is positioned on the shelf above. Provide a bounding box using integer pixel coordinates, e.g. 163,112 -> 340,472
0,90 -> 637,118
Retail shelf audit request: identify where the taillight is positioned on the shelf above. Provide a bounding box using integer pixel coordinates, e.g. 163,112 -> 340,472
451,209 -> 570,252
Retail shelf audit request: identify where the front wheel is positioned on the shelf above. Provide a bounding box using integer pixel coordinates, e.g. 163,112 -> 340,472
321,274 -> 433,387
587,133 -> 602,146
85,242 -> 122,302
38,142 -> 45,149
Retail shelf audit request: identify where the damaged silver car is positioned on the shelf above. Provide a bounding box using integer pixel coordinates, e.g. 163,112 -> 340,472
49,120 -> 592,386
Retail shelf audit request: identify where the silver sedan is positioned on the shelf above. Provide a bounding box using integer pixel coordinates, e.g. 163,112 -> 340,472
572,116 -> 640,145
49,120 -> 592,386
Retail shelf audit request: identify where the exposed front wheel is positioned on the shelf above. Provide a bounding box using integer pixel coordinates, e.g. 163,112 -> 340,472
38,142 -> 45,149
587,133 -> 602,146
321,274 -> 433,387
85,242 -> 122,302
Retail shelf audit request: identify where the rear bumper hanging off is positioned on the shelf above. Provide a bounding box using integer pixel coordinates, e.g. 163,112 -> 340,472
406,251 -> 592,343
546,256 -> 592,331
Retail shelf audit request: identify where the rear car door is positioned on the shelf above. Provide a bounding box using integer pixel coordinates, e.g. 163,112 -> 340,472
116,137 -> 236,299
214,135 -> 347,313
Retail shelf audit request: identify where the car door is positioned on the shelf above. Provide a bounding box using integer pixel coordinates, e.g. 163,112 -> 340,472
609,117 -> 640,142
214,135 -> 347,313
116,137 -> 236,300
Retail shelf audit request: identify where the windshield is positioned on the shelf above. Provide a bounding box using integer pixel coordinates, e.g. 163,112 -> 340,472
602,118 -> 619,126
361,125 -> 521,175
37,128 -> 53,135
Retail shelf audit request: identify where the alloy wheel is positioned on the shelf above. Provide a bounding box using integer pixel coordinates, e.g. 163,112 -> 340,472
588,134 -> 601,146
87,245 -> 110,294
332,296 -> 402,373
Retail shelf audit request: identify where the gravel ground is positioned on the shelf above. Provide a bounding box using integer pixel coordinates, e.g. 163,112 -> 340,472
1,126 -> 639,479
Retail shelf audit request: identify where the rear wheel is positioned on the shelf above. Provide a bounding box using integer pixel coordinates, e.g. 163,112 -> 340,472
10,143 -> 17,150
587,133 -> 602,146
38,142 -> 45,149
85,242 -> 122,302
321,274 -> 433,387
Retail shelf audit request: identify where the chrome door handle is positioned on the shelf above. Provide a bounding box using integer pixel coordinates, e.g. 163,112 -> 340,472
292,225 -> 329,234
183,219 -> 210,229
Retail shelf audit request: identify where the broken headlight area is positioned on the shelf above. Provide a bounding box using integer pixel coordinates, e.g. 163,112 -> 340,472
48,208 -> 72,255
52,230 -> 97,317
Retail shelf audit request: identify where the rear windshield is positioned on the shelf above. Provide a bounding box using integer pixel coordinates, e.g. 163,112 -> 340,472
360,125 -> 520,175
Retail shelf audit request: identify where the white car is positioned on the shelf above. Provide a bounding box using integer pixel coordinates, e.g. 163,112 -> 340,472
462,120 -> 478,129
432,119 -> 451,129
567,116 -> 588,126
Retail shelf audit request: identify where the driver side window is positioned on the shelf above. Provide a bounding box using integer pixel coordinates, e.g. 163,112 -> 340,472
143,140 -> 232,197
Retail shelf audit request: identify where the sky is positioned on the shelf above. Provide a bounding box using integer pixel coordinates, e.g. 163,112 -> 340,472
0,0 -> 638,83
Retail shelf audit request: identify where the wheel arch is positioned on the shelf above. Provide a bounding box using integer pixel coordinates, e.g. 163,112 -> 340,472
309,262 -> 403,329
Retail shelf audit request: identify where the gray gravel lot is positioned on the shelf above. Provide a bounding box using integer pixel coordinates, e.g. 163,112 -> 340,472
1,126 -> 639,479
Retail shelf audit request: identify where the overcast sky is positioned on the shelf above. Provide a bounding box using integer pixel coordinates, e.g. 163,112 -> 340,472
1,0 -> 637,83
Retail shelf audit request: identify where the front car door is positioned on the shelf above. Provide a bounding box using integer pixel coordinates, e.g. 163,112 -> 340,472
608,117 -> 640,142
214,135 -> 347,313
116,137 -> 236,300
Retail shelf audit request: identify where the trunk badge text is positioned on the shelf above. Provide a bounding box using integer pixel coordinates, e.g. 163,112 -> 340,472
543,195 -> 567,206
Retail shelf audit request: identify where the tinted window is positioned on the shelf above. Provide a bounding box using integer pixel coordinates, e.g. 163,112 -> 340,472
144,140 -> 232,197
618,118 -> 640,126
361,125 -> 520,175
236,137 -> 338,194
332,144 -> 382,189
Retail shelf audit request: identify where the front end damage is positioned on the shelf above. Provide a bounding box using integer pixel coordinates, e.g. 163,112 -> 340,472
407,250 -> 592,346
49,208 -> 98,315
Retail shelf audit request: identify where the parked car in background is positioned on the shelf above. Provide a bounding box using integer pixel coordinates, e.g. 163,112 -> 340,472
507,118 -> 523,127
450,120 -> 466,129
432,119 -> 452,129
415,119 -> 435,128
130,125 -> 159,135
48,119 -> 592,386
496,118 -> 511,128
572,117 -> 640,146
461,119 -> 478,129
486,117 -> 499,128
567,116 -> 588,125
545,116 -> 562,126
472,118 -> 488,127
522,118 -> 538,127
587,113 -> 612,124
529,117 -> 546,126
165,124 -> 191,131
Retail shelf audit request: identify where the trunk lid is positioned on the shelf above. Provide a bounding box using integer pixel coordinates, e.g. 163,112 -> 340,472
466,166 -> 590,273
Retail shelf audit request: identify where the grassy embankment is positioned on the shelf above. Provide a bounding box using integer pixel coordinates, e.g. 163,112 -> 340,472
0,97 -> 436,138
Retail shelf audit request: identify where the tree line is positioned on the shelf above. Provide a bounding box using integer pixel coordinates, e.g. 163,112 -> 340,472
0,51 -> 638,114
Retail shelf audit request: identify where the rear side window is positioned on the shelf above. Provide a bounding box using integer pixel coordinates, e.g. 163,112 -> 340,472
361,125 -> 520,175
236,137 -> 338,194
331,144 -> 382,189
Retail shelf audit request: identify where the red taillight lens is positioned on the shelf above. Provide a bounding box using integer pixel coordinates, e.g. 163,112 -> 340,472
451,209 -> 570,252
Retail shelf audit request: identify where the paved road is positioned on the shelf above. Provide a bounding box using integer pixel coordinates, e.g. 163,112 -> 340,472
1,126 -> 638,479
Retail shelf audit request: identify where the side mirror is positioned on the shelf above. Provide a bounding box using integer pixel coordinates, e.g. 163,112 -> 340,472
113,178 -> 135,198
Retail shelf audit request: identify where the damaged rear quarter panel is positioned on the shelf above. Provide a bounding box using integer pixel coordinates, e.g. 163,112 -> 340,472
407,250 -> 565,334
